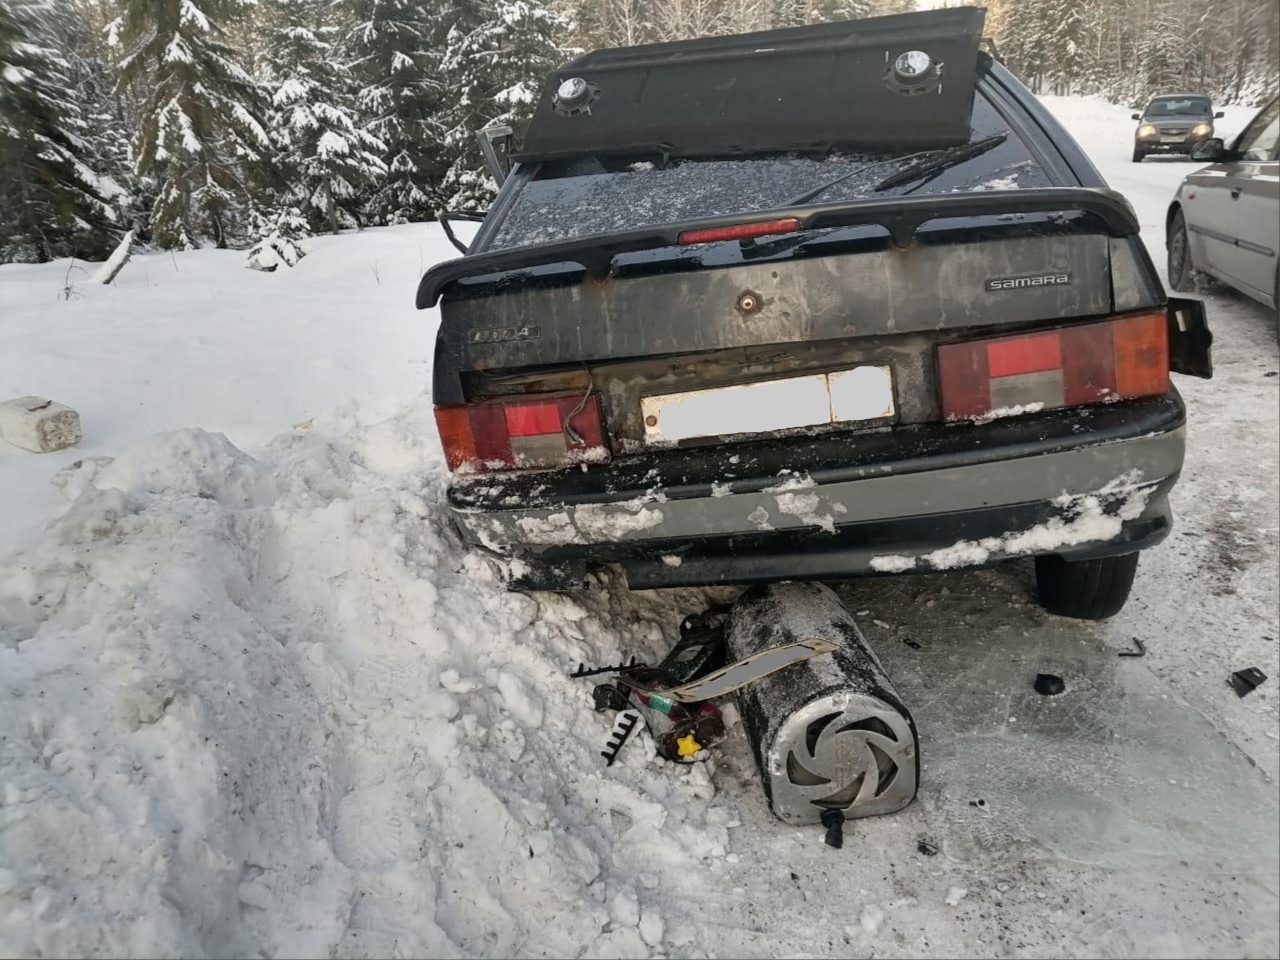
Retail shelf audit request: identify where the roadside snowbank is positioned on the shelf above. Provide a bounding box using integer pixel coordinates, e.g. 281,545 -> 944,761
0,404 -> 730,957
0,223 -> 462,550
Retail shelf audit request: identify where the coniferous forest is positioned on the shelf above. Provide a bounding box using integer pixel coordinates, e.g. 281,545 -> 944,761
1,0 -> 1275,264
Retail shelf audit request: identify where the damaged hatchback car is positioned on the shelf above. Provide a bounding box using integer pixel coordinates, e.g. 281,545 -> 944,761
418,7 -> 1213,619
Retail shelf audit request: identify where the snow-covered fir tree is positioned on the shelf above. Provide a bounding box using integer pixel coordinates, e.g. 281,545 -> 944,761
111,0 -> 272,249
771,0 -> 913,30
261,0 -> 387,233
63,0 -> 139,233
342,0 -> 443,224
437,0 -> 565,208
0,0 -> 117,262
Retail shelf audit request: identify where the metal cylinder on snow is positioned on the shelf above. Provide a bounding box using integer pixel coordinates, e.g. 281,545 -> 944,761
727,581 -> 919,825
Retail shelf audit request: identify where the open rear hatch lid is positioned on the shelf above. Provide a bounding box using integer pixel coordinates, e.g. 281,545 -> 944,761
516,7 -> 987,161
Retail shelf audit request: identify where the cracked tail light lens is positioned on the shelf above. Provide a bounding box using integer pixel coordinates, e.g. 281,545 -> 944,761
937,311 -> 1168,421
434,394 -> 608,473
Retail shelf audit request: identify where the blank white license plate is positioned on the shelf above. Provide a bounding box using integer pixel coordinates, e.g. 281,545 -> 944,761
642,366 -> 895,443
1162,135 -> 1185,143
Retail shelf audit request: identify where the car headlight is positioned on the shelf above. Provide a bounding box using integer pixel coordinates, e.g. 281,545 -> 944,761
1191,123 -> 1212,138
1138,124 -> 1158,139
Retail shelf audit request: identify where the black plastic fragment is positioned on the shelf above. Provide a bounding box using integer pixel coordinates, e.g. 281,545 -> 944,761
1228,668 -> 1267,698
601,710 -> 640,766
821,809 -> 845,849
1119,637 -> 1146,658
1034,673 -> 1066,696
660,608 -> 729,684
592,683 -> 629,713
917,839 -> 939,856
570,655 -> 643,679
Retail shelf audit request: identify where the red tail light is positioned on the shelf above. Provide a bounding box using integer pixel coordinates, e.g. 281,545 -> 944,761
434,394 -> 609,473
937,311 -> 1168,421
678,218 -> 801,245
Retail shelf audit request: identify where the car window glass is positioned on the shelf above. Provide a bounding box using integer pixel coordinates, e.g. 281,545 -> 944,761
1144,98 -> 1212,117
489,93 -> 1052,250
1236,100 -> 1279,161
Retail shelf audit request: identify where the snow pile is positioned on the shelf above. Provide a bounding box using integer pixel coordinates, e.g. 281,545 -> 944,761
0,402 -> 732,957
870,471 -> 1154,572
773,490 -> 845,534
505,498 -> 666,546
0,223 -> 467,550
956,401 -> 1046,425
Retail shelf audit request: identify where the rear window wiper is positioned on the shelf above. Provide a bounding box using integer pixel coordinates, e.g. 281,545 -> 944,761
782,150 -> 933,207
872,133 -> 1008,192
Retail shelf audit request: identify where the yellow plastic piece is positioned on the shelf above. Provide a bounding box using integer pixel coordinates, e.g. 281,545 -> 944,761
676,734 -> 701,758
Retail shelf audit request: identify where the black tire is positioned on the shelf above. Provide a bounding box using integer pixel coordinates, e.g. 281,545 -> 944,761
1034,552 -> 1139,620
1132,149 -> 1145,162
1273,270 -> 1279,343
1167,207 -> 1196,293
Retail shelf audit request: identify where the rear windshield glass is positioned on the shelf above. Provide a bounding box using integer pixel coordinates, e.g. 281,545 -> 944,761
489,92 -> 1053,250
1144,97 -> 1212,117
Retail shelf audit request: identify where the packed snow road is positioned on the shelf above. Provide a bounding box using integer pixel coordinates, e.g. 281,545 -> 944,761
0,98 -> 1276,958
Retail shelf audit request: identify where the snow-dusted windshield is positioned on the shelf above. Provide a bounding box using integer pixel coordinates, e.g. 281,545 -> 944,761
489,94 -> 1051,250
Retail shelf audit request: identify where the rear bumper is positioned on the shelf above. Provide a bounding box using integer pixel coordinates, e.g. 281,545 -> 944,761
447,396 -> 1186,590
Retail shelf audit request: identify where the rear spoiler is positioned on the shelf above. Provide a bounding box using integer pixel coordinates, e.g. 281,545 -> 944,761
415,187 -> 1140,309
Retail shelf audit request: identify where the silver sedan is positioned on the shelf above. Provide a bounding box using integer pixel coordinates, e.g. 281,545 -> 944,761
1166,96 -> 1280,314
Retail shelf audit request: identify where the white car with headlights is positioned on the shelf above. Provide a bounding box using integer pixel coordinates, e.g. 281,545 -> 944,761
1132,94 -> 1223,162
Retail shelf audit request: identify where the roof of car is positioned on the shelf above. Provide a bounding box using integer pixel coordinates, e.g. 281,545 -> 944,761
1149,93 -> 1212,101
515,7 -> 988,162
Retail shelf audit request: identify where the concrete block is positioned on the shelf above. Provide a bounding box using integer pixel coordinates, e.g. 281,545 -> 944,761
0,396 -> 83,453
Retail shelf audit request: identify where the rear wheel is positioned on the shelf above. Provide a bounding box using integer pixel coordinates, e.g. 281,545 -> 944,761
1273,270 -> 1279,342
1167,208 -> 1197,292
1132,148 -> 1145,162
1034,552 -> 1139,620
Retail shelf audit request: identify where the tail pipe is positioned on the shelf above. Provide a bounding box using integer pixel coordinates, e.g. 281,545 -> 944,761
727,582 -> 919,825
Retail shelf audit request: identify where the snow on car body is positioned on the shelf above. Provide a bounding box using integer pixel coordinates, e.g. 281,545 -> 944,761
417,8 -> 1214,619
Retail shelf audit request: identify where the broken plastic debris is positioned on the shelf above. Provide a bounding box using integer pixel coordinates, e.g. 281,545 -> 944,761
601,710 -> 640,766
1119,637 -> 1146,658
1034,673 -> 1066,696
821,809 -> 845,849
571,655 -> 643,679
1228,668 -> 1267,698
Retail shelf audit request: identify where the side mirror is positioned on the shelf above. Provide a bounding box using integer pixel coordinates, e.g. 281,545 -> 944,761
1190,137 -> 1228,162
1131,113 -> 1141,121
476,124 -> 514,186
1214,111 -> 1225,118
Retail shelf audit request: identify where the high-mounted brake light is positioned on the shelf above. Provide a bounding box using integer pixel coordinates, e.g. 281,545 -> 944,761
937,311 -> 1168,421
434,394 -> 608,473
677,218 -> 802,245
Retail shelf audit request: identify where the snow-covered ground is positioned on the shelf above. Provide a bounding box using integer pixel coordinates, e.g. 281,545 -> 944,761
1,98 -> 1277,958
